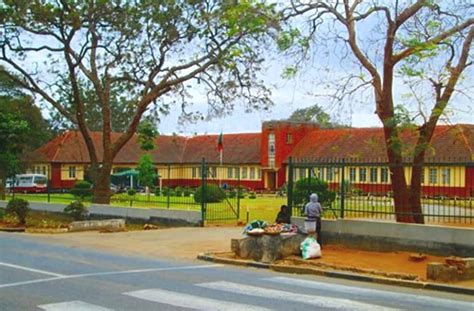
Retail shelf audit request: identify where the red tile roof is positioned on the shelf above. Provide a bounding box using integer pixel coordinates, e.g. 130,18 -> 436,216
35,131 -> 261,164
288,124 -> 474,163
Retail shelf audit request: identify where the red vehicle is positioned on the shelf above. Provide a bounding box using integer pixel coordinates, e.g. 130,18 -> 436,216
11,174 -> 48,193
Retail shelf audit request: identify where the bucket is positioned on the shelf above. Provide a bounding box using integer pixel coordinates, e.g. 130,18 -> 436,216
304,220 -> 316,233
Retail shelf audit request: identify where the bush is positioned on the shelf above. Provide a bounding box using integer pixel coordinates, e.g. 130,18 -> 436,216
194,184 -> 226,203
248,191 -> 257,199
127,188 -> 137,196
64,201 -> 88,221
175,186 -> 183,197
6,198 -> 30,225
227,190 -> 236,198
183,187 -> 193,197
292,177 -> 336,207
70,181 -> 92,200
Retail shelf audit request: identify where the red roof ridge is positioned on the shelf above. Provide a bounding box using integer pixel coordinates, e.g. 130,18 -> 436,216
52,131 -> 70,162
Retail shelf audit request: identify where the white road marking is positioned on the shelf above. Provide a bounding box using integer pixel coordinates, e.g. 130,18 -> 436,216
124,288 -> 273,311
197,281 -> 399,311
0,261 -> 66,277
38,300 -> 113,311
0,264 -> 223,289
267,276 -> 474,310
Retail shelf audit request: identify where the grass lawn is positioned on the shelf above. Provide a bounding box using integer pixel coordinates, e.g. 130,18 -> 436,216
4,193 -> 472,225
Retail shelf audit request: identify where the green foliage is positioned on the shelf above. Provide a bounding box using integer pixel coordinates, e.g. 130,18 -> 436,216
70,181 -> 92,200
6,198 -> 30,225
137,154 -> 156,188
287,104 -> 342,128
127,188 -> 137,196
248,191 -> 257,199
292,177 -> 336,207
64,201 -> 88,221
137,121 -> 158,151
175,186 -> 183,197
194,184 -> 226,203
183,187 -> 193,197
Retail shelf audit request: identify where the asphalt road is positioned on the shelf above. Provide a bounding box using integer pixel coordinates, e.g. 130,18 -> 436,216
0,233 -> 473,311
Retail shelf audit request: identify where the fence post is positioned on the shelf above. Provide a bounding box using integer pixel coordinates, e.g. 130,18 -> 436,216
340,160 -> 345,219
167,164 -> 171,209
237,166 -> 241,221
287,157 -> 294,216
201,158 -> 206,226
47,178 -> 51,203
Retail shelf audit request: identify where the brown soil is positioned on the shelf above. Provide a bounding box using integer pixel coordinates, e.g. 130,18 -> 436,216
281,245 -> 446,281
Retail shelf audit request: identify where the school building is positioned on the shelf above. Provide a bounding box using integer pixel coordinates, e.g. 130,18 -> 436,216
30,121 -> 474,197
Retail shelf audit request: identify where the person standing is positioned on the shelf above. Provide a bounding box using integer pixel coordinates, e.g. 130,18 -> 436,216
304,193 -> 323,246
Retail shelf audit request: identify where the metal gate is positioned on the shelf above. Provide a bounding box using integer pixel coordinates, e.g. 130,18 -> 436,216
200,159 -> 240,225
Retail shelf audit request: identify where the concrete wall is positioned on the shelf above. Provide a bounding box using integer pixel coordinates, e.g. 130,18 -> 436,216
293,217 -> 474,257
0,201 -> 201,226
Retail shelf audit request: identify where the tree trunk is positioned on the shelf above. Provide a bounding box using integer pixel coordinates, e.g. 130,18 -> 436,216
409,161 -> 425,224
92,162 -> 113,204
382,126 -> 415,223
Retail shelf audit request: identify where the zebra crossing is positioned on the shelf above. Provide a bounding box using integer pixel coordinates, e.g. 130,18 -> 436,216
35,276 -> 474,311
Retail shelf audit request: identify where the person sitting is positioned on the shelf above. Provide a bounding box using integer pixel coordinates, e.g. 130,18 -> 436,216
275,205 -> 291,224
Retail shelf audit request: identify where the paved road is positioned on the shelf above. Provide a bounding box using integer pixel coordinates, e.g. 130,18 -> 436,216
0,233 -> 473,311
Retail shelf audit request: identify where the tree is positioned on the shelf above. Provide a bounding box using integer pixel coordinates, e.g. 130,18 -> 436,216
287,104 -> 343,128
283,1 -> 474,223
136,154 -> 156,190
0,67 -> 53,199
48,79 -> 139,133
0,1 -> 277,203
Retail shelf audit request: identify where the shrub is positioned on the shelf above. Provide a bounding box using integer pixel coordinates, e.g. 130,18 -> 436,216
183,187 -> 193,197
175,186 -> 183,197
6,198 -> 30,225
248,191 -> 257,199
64,201 -> 88,221
70,181 -> 92,200
292,177 -> 336,207
227,190 -> 236,198
194,184 -> 226,203
155,188 -> 161,196
127,188 -> 137,196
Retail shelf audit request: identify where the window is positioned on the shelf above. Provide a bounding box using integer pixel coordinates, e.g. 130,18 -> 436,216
429,168 -> 438,184
310,168 -> 316,178
235,167 -> 240,179
250,167 -> 256,179
241,167 -> 248,179
318,168 -> 324,180
192,167 -> 197,178
349,168 -> 356,182
269,158 -> 275,168
68,166 -> 76,179
442,168 -> 450,185
257,169 -> 261,180
421,169 -> 425,184
227,167 -> 233,179
286,133 -> 293,144
299,168 -> 306,179
327,167 -> 334,181
381,168 -> 388,183
268,133 -> 275,156
211,167 -> 217,177
359,168 -> 366,182
370,168 -> 377,183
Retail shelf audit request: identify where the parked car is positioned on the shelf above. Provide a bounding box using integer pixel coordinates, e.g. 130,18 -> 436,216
11,174 -> 48,193
110,183 -> 119,194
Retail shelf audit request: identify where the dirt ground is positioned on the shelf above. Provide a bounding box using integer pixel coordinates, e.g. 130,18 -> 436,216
23,226 -> 474,288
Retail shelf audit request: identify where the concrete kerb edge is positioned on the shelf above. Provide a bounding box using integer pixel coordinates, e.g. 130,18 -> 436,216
196,253 -> 474,296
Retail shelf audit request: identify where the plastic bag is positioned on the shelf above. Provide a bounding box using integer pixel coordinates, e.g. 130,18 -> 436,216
300,236 -> 321,259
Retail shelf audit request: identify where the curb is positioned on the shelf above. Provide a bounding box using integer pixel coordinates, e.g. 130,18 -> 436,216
0,227 -> 26,232
197,253 -> 474,296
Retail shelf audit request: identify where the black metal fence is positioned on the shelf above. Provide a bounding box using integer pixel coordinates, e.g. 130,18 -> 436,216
5,159 -> 241,225
287,158 -> 474,224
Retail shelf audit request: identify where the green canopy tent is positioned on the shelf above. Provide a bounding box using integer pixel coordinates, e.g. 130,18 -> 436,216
111,169 -> 139,189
